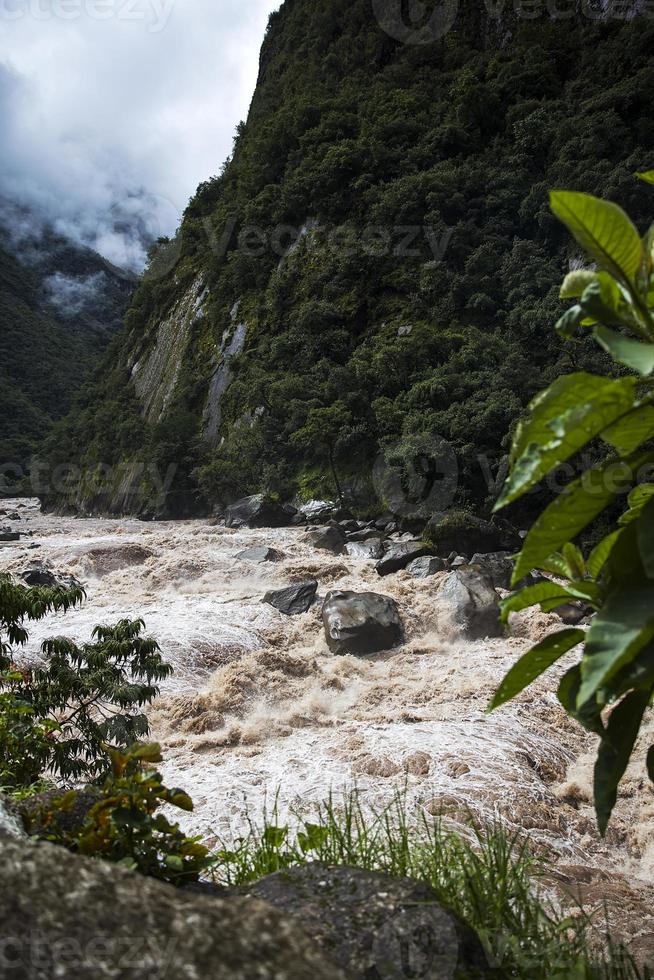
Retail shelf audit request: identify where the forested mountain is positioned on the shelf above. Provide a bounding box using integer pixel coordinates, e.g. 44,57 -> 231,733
40,0 -> 654,517
0,201 -> 133,480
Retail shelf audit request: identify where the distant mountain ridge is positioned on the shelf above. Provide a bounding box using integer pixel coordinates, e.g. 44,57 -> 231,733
0,199 -> 134,483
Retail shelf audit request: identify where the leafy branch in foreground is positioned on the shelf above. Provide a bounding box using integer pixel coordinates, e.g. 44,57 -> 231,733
491,175 -> 654,833
0,573 -> 172,789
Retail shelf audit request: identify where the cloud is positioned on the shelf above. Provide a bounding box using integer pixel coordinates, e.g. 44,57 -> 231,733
0,0 -> 281,270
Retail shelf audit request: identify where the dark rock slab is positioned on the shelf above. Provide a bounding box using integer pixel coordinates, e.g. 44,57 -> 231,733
236,546 -> 283,564
263,580 -> 318,615
308,526 -> 346,555
470,552 -> 515,590
225,494 -> 296,529
20,563 -> 82,590
427,512 -> 521,557
0,835 -> 342,980
0,527 -> 20,542
345,539 -> 385,561
375,541 -> 434,577
229,864 -> 491,979
435,567 -> 503,639
407,556 -> 447,579
323,590 -> 402,655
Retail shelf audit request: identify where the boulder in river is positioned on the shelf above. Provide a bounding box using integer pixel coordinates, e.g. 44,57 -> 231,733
226,864 -> 491,979
263,580 -> 318,615
375,541 -> 434,576
308,525 -> 346,555
0,833 -> 342,980
225,494 -> 296,529
426,510 -> 521,557
345,539 -> 385,561
407,556 -> 447,579
470,552 -> 515,590
323,590 -> 402,655
0,527 -> 20,542
434,567 -> 503,639
20,563 -> 82,590
236,546 -> 283,564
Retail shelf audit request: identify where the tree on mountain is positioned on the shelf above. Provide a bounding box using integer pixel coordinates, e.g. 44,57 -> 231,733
291,402 -> 353,501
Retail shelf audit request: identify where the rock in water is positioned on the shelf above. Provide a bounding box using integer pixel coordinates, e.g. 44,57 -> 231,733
20,563 -> 82,590
345,539 -> 385,561
407,556 -> 447,579
308,526 -> 346,555
0,834 -> 343,980
0,527 -> 20,542
435,567 -> 503,639
263,580 -> 318,615
225,494 -> 296,529
228,864 -> 491,979
470,552 -> 515,590
375,541 -> 434,576
323,590 -> 402,655
236,546 -> 282,564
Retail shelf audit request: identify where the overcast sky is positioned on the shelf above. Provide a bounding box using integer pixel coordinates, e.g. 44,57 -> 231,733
0,0 -> 281,269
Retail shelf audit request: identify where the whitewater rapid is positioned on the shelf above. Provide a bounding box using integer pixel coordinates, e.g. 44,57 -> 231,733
2,499 -> 653,959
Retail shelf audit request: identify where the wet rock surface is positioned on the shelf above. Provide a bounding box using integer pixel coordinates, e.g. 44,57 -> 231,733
0,833 -> 343,980
434,567 -> 503,639
227,864 -> 491,979
19,561 -> 82,590
263,580 -> 318,615
469,552 -> 515,590
308,526 -> 346,555
236,546 -> 283,564
375,541 -> 434,577
323,590 -> 403,655
225,494 -> 296,529
407,556 -> 447,579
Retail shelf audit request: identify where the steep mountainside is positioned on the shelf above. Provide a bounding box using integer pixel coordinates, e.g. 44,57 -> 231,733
0,202 -> 133,482
41,0 -> 654,517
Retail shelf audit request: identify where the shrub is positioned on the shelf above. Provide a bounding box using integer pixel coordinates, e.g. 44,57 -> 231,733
492,174 -> 654,833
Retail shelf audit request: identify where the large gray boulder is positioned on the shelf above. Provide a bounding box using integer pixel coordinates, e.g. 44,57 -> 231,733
0,834 -> 343,980
308,525 -> 346,555
375,541 -> 434,577
345,539 -> 385,561
236,546 -> 283,564
225,494 -> 296,529
228,864 -> 490,979
426,511 -> 521,557
407,556 -> 447,579
0,527 -> 20,542
434,567 -> 503,639
20,562 -> 82,590
323,590 -> 402,655
470,552 -> 515,590
263,580 -> 318,615
0,798 -> 25,839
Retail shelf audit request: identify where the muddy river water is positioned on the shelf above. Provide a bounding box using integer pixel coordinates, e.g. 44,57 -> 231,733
2,498 -> 654,960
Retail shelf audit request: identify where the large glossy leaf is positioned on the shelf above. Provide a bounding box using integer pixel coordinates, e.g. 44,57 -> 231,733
637,171 -> 654,186
579,586 -> 654,707
560,270 -> 596,300
557,665 -> 604,736
500,581 -> 577,624
619,484 -> 654,526
550,191 -> 643,286
497,375 -> 636,508
586,531 -> 622,579
594,689 -> 651,835
637,496 -> 654,578
602,403 -> 654,456
489,629 -> 585,711
594,325 -> 654,376
512,456 -> 638,583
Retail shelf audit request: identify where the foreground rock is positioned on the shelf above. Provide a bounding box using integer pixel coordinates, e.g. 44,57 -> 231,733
345,539 -> 384,561
230,864 -> 490,979
0,526 -> 20,542
470,552 -> 515,590
225,494 -> 296,529
323,590 -> 402,655
435,567 -> 503,639
375,541 -> 434,577
263,580 -> 318,615
0,834 -> 342,980
236,546 -> 283,564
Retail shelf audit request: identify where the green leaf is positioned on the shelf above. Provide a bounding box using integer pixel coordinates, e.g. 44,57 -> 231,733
512,455 -> 641,583
601,403 -> 654,456
537,552 -> 575,578
579,586 -> 654,707
620,484 -> 654,526
557,666 -> 604,736
263,826 -> 288,848
587,531 -> 622,580
500,582 -> 577,624
637,496 -> 654,579
594,325 -> 654,376
647,746 -> 654,784
560,270 -> 597,300
636,171 -> 654,186
594,689 -> 651,836
489,629 -> 585,711
550,191 -> 643,286
297,823 -> 330,853
562,543 -> 586,580
555,304 -> 587,338
164,854 -> 185,871
497,374 -> 636,508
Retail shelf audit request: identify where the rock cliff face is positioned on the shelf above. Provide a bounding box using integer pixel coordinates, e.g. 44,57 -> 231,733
40,0 -> 654,517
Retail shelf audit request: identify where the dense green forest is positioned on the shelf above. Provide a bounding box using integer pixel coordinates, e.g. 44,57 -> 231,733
0,207 -> 132,479
40,0 -> 654,518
